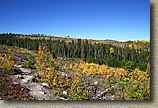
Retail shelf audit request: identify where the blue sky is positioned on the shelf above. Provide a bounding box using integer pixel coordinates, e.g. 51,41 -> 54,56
0,0 -> 150,41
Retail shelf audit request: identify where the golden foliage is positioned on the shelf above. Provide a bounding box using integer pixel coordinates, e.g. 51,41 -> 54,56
0,53 -> 15,71
110,47 -> 114,54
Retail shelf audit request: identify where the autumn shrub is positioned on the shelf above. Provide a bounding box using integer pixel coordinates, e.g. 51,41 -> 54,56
68,74 -> 91,100
50,51 -> 56,58
109,87 -> 116,95
27,60 -> 35,69
0,53 -> 15,73
124,61 -> 135,72
123,67 -> 150,100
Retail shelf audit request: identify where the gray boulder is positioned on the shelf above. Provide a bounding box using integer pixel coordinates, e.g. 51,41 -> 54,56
21,75 -> 35,83
41,82 -> 50,87
19,68 -> 31,75
15,74 -> 22,78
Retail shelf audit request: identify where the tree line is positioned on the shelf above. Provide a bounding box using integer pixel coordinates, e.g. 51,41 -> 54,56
0,33 -> 150,71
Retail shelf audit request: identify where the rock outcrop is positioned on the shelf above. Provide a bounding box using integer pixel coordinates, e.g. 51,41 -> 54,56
10,65 -> 57,100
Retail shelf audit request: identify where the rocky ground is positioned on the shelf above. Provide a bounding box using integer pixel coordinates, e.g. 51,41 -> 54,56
1,65 -> 121,100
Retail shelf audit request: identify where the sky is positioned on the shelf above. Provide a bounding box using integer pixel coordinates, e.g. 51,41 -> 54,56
0,0 -> 150,42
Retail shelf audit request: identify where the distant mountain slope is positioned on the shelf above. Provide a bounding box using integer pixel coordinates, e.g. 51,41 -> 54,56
104,39 -> 117,41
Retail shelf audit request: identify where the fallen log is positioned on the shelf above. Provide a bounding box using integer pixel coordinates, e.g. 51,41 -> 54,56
93,89 -> 109,100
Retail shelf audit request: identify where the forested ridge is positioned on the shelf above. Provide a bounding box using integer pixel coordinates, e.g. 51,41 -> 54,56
0,33 -> 150,71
